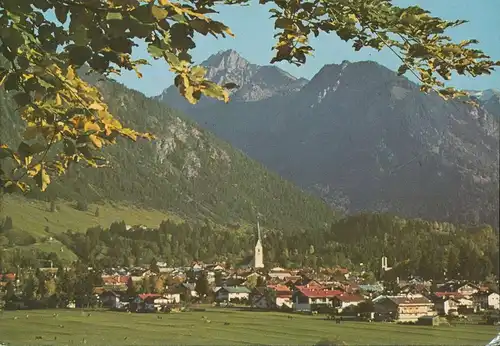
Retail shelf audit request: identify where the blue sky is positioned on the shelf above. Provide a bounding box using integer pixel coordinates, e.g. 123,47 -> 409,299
113,0 -> 500,96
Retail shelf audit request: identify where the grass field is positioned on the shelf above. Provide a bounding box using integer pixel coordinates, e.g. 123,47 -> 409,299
2,195 -> 184,238
0,309 -> 497,345
1,195 -> 185,259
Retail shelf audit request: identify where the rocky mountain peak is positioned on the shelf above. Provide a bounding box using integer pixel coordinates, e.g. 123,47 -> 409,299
156,49 -> 309,106
157,52 -> 499,227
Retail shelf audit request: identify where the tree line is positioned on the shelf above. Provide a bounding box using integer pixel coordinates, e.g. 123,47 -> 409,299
1,213 -> 497,282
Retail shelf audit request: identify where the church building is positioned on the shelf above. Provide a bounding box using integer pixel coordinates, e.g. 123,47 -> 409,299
253,220 -> 264,269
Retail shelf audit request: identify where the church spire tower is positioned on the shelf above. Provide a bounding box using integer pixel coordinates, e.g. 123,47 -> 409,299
253,217 -> 264,269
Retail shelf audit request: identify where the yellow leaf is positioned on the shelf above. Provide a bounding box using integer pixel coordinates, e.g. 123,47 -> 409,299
28,163 -> 42,177
89,134 -> 103,148
0,70 -> 8,86
158,0 -> 170,5
55,93 -> 62,106
66,66 -> 75,80
34,166 -> 51,191
89,102 -> 104,111
84,121 -> 101,133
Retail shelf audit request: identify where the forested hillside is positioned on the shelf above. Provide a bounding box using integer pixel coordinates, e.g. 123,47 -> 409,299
0,75 -> 336,232
1,213 -> 496,282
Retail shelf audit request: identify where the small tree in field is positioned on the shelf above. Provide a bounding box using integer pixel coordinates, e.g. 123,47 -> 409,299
50,200 -> 56,213
2,216 -> 13,231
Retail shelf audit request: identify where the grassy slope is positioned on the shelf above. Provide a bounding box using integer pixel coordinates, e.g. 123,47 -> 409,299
0,309 -> 495,345
1,195 -> 185,261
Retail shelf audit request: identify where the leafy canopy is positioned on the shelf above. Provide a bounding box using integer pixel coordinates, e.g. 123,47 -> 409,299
0,0 -> 498,193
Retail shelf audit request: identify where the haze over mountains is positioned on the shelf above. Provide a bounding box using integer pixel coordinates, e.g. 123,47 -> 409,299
156,50 -> 499,227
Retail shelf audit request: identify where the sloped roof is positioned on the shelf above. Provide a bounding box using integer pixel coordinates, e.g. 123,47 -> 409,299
222,286 -> 251,294
297,287 -> 343,298
434,292 -> 464,299
267,284 -> 291,292
335,294 -> 364,302
387,296 -> 432,305
138,293 -> 162,300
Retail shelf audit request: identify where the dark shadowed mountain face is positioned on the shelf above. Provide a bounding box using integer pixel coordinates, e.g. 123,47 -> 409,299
157,50 -> 499,227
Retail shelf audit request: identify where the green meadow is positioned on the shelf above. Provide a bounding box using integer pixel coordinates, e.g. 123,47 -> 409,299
0,308 -> 496,345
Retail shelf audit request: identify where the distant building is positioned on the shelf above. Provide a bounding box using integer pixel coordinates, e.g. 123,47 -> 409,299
253,220 -> 264,269
373,294 -> 434,322
381,256 -> 392,272
292,286 -> 343,312
216,286 -> 251,302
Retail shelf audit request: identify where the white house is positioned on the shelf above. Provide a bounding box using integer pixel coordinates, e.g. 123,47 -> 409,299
163,290 -> 181,304
332,294 -> 365,310
434,298 -> 459,315
473,292 -> 500,310
268,267 -> 292,280
216,286 -> 251,302
100,291 -> 123,309
292,287 -> 343,312
457,284 -> 479,297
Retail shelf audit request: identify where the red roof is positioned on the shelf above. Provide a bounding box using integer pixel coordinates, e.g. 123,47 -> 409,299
335,294 -> 364,302
334,267 -> 349,274
297,287 -> 343,298
0,273 -> 16,281
267,284 -> 291,292
138,293 -> 161,300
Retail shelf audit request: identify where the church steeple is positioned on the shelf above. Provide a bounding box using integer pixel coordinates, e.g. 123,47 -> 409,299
253,216 -> 264,269
257,219 -> 262,242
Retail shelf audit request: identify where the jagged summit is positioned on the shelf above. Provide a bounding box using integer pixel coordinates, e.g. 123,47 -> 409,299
156,49 -> 308,106
156,50 -> 499,227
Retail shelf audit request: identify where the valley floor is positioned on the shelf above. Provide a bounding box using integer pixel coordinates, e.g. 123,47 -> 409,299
0,308 -> 496,345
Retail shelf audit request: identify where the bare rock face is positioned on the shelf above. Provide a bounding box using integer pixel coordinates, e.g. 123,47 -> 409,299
154,49 -> 308,110
157,52 -> 499,227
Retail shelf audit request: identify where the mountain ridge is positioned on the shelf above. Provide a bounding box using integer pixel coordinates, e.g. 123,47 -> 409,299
0,70 -> 337,232
157,50 -> 499,227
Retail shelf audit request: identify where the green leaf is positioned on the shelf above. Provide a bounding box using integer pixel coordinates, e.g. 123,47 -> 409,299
23,126 -> 39,140
131,5 -> 155,24
190,19 -> 210,36
63,139 -> 77,156
29,143 -> 47,155
17,142 -> 32,159
201,82 -> 227,102
0,69 -> 8,86
274,18 -> 295,30
55,4 -> 69,24
109,37 -> 133,54
0,146 -> 14,159
170,23 -> 196,50
147,44 -> 165,58
151,6 -> 169,21
2,27 -> 25,51
32,0 -> 51,11
13,92 -> 31,107
165,52 -> 181,67
223,82 -> 239,90
4,73 -> 19,91
106,12 -> 123,21
67,45 -> 93,66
